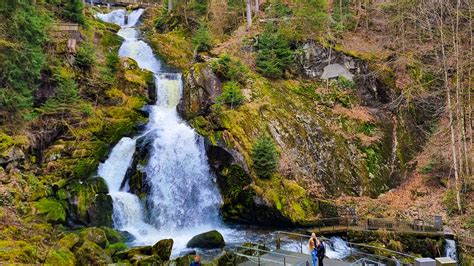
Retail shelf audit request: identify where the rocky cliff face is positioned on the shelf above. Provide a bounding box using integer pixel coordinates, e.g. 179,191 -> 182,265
176,41 -> 426,226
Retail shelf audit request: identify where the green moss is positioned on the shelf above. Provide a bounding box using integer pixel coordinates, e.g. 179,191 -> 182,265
58,233 -> 81,250
74,240 -> 112,265
0,240 -> 37,263
34,198 -> 67,223
45,248 -> 75,266
147,29 -> 193,70
101,227 -> 126,244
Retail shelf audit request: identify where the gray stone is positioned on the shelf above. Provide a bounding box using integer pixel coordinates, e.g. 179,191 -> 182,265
321,63 -> 354,81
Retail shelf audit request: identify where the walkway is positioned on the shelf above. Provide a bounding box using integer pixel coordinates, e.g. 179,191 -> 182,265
237,249 -> 349,266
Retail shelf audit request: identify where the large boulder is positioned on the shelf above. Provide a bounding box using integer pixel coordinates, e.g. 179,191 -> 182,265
74,240 -> 113,265
177,63 -> 222,119
186,230 -> 225,249
80,227 -> 108,248
152,239 -> 173,261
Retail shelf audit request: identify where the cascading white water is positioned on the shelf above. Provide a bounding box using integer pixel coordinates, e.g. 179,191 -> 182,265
97,8 -> 223,252
445,239 -> 457,260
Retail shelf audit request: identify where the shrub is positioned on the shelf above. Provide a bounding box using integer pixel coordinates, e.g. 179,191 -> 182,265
337,76 -> 355,89
192,25 -> 212,53
267,0 -> 292,18
251,135 -> 279,179
75,43 -> 95,70
217,81 -> 245,107
34,198 -> 67,223
106,52 -> 120,73
63,0 -> 85,25
210,54 -> 248,83
256,24 -> 294,79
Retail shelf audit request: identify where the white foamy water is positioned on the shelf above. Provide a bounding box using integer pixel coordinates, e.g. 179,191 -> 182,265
445,239 -> 457,261
97,8 -> 226,254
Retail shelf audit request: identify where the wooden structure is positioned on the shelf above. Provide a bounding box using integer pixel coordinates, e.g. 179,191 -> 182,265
90,0 -> 159,7
304,216 -> 443,237
51,23 -> 81,53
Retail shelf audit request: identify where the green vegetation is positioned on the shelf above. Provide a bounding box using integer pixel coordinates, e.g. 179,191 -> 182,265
210,54 -> 248,83
0,1 -> 50,115
75,43 -> 96,70
63,0 -> 85,25
256,24 -> 294,78
34,198 -> 67,223
251,135 -> 279,179
217,82 -> 245,107
192,25 -> 212,53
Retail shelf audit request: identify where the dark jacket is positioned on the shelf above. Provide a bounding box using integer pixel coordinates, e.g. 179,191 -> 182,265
316,243 -> 325,259
190,262 -> 200,266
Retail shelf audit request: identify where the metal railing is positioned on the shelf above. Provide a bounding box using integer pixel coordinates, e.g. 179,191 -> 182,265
275,231 -> 416,265
350,258 -> 386,266
233,244 -> 310,266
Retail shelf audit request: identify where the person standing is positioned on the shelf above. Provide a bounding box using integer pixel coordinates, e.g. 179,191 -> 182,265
316,240 -> 326,266
190,255 -> 201,266
308,233 -> 319,266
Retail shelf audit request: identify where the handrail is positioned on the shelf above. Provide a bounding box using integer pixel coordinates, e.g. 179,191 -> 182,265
233,244 -> 311,266
276,231 -> 417,259
350,258 -> 385,266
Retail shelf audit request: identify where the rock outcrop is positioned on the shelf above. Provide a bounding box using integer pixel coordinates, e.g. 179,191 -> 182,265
186,230 -> 225,249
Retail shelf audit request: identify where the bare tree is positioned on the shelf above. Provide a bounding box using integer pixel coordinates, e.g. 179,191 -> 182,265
168,0 -> 173,13
246,0 -> 252,30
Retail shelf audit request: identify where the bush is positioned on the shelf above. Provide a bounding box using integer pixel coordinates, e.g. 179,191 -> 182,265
251,135 -> 279,179
267,0 -> 292,18
63,0 -> 85,25
256,24 -> 294,79
217,82 -> 245,107
75,43 -> 96,70
210,54 -> 248,83
337,76 -> 355,89
192,25 -> 212,53
106,52 -> 120,73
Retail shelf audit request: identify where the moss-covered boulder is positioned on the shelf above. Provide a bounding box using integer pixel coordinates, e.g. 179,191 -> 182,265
0,240 -> 36,263
74,240 -> 113,265
178,63 -> 222,120
131,254 -> 161,265
58,233 -> 81,250
186,230 -> 225,249
45,248 -> 76,266
101,227 -> 126,244
67,177 -> 113,227
152,238 -> 173,261
114,245 -> 152,261
80,227 -> 108,248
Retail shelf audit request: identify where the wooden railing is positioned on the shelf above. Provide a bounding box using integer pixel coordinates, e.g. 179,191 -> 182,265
304,216 -> 442,235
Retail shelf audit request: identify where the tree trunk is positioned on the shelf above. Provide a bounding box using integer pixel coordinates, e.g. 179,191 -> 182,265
255,0 -> 259,14
438,1 -> 462,213
168,0 -> 173,13
246,0 -> 252,30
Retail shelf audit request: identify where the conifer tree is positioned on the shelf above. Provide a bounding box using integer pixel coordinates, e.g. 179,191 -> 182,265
251,135 -> 279,179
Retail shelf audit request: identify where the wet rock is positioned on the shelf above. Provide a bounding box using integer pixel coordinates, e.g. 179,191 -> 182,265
131,254 -> 161,265
177,63 -> 222,119
74,240 -> 113,265
186,230 -> 225,249
101,227 -> 126,244
88,193 -> 113,227
151,238 -> 173,261
80,227 -> 108,248
114,245 -> 152,260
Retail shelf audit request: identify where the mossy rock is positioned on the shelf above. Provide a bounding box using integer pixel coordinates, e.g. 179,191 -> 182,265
186,230 -> 225,249
74,240 -> 112,265
151,238 -> 173,261
114,245 -> 152,261
130,254 -> 161,265
101,227 -> 126,244
58,233 -> 81,250
80,227 -> 108,249
106,242 -> 128,257
45,248 -> 75,266
0,240 -> 36,263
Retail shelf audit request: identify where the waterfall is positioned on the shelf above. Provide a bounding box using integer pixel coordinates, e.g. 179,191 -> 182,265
324,237 -> 353,259
445,239 -> 457,260
97,8 -> 223,252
